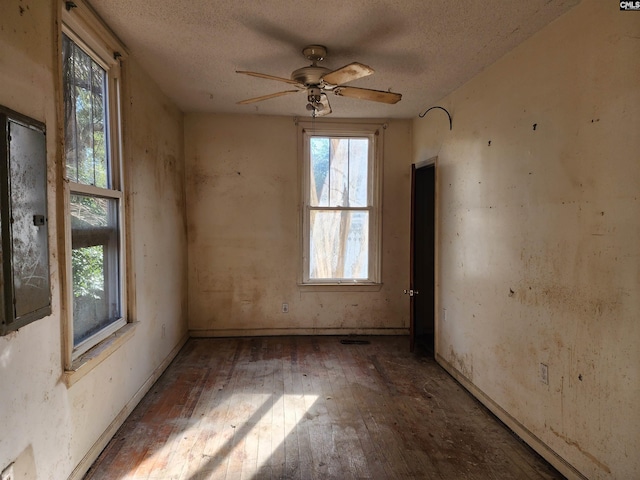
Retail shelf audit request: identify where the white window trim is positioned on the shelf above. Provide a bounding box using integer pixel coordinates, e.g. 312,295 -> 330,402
298,121 -> 383,285
61,1 -> 129,363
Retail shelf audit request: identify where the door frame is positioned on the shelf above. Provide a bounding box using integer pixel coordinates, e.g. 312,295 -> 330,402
409,157 -> 438,354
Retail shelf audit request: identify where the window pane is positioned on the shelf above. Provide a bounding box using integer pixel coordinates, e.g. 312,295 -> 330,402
310,137 -> 330,206
70,194 -> 120,345
348,139 -> 368,207
328,138 -> 348,207
309,210 -> 369,280
62,34 -> 109,189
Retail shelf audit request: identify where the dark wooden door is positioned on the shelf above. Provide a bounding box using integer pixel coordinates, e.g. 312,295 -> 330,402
410,164 -> 435,353
409,164 -> 417,352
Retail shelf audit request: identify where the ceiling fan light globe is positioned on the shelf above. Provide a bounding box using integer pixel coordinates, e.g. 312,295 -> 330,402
307,86 -> 322,105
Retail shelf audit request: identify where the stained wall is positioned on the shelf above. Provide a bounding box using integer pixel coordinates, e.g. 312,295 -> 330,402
0,1 -> 188,478
185,115 -> 412,336
413,0 -> 640,478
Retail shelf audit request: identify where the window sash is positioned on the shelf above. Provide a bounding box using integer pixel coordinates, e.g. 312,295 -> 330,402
69,191 -> 121,345
62,33 -> 111,189
308,207 -> 372,281
309,136 -> 370,208
68,188 -> 125,358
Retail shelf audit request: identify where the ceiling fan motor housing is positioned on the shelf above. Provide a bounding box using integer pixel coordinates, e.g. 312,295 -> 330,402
292,66 -> 331,87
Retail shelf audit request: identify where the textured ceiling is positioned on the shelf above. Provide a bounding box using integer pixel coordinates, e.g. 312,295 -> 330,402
87,0 -> 580,119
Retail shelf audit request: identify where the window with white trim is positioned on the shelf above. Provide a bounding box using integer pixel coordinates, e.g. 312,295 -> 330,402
62,4 -> 127,357
301,123 -> 382,284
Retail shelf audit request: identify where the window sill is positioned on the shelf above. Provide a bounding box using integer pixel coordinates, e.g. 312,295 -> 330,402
298,283 -> 383,292
64,322 -> 137,388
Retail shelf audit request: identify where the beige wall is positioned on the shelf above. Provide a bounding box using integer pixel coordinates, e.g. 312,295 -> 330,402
413,0 -> 640,478
185,115 -> 411,336
0,2 -> 188,478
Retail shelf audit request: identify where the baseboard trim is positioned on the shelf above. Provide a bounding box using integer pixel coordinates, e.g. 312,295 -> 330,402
189,327 -> 409,338
67,332 -> 189,480
435,353 -> 587,480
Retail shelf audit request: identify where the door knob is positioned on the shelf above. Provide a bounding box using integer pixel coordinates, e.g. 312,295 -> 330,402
403,289 -> 419,296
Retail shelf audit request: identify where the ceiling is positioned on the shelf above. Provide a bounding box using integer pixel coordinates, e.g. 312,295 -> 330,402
87,0 -> 580,119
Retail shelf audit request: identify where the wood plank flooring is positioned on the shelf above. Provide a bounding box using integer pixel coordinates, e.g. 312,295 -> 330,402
84,336 -> 564,480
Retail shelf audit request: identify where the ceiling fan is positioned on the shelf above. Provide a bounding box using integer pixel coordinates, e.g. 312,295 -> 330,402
236,45 -> 402,116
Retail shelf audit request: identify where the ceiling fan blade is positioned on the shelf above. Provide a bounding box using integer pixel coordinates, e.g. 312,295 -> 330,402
322,62 -> 374,86
333,86 -> 402,104
315,93 -> 332,117
236,70 -> 301,86
237,90 -> 300,105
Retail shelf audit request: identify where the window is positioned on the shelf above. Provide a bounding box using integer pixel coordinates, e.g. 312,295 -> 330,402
62,4 -> 127,357
301,123 -> 382,284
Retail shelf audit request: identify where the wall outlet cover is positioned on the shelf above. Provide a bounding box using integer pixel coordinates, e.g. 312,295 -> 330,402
540,363 -> 549,385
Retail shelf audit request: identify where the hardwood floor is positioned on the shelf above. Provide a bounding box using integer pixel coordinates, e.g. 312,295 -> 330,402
85,336 -> 563,480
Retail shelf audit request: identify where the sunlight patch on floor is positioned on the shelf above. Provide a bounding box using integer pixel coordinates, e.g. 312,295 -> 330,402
128,392 -> 321,479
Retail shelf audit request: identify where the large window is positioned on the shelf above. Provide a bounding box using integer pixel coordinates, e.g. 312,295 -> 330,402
62,5 -> 127,357
301,124 -> 381,284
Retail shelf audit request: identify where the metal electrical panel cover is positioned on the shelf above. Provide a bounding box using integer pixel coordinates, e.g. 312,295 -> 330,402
9,120 -> 50,319
1,108 -> 51,335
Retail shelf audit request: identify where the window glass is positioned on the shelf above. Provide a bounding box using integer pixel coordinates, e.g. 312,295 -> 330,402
62,34 -> 109,189
70,194 -> 120,345
309,210 -> 369,280
310,137 -> 369,208
347,139 -> 368,207
310,137 -> 330,206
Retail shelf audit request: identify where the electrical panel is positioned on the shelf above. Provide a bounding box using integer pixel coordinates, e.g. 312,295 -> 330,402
0,106 -> 51,335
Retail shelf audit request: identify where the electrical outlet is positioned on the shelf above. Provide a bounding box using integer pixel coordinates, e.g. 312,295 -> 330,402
540,363 -> 549,385
161,323 -> 166,338
282,303 -> 289,313
1,462 -> 15,480
442,308 -> 447,321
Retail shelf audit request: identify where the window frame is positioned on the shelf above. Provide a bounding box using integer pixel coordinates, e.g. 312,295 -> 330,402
61,2 -> 128,361
299,121 -> 383,285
